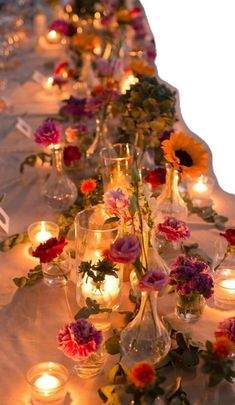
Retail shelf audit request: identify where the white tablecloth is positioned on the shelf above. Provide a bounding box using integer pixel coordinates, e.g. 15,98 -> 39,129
0,37 -> 235,405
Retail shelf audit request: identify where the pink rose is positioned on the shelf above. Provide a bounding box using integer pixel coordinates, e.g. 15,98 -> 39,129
139,269 -> 169,292
109,235 -> 141,264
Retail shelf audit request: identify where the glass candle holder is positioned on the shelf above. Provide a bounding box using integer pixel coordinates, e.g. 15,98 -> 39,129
46,30 -> 61,44
100,143 -> 134,192
214,268 -> 235,310
42,250 -> 72,288
26,362 -> 70,404
28,221 -> 59,250
187,174 -> 215,207
75,205 -> 120,330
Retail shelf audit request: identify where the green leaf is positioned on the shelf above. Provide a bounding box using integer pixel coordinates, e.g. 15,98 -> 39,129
13,264 -> 43,288
104,217 -> 119,224
13,277 -> 27,288
105,335 -> 121,355
129,195 -> 138,216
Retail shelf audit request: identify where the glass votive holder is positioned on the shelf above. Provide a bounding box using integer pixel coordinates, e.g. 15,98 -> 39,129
100,143 -> 134,192
26,362 -> 70,404
28,221 -> 59,250
214,268 -> 235,310
187,174 -> 215,207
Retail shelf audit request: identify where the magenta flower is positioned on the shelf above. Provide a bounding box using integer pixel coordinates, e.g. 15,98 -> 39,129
103,188 -> 130,220
57,319 -> 102,359
34,119 -> 62,146
109,235 -> 141,264
139,270 -> 169,292
60,97 -> 89,119
63,145 -> 81,166
157,216 -> 190,242
215,317 -> 235,344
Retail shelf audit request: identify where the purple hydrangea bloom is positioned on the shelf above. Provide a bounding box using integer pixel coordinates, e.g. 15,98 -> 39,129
34,119 -> 62,146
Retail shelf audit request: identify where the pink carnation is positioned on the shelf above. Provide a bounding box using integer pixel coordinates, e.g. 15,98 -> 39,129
139,269 -> 169,292
109,235 -> 141,264
34,119 -> 62,146
57,319 -> 102,359
215,317 -> 235,344
157,216 -> 190,241
103,188 -> 130,220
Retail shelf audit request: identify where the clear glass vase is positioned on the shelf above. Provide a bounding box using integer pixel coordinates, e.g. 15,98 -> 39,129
176,292 -> 205,322
120,291 -> 171,366
156,164 -> 188,221
42,147 -> 77,211
75,205 -> 120,331
73,345 -> 107,379
100,143 -> 134,192
86,117 -> 111,162
42,251 -> 72,288
194,380 -> 220,405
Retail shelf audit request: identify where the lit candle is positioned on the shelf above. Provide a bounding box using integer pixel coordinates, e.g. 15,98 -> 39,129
35,221 -> 52,244
43,76 -> 54,91
81,274 -> 120,305
214,268 -> 235,310
192,176 -> 208,194
26,362 -> 69,403
46,30 -> 61,44
35,373 -> 60,391
28,221 -> 59,250
120,74 -> 139,94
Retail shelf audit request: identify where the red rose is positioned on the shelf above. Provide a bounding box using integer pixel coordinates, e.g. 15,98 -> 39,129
145,167 -> 166,189
220,228 -> 235,246
32,236 -> 67,263
63,145 -> 81,166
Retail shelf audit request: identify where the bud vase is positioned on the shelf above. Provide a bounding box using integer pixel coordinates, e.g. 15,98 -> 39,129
86,117 -> 111,173
73,345 -> 107,379
156,163 -> 188,221
42,147 -> 77,211
42,251 -> 72,288
120,291 -> 171,366
176,291 -> 205,322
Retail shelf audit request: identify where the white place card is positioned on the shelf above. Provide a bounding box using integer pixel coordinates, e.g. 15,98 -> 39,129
32,70 -> 47,86
16,117 -> 32,139
0,207 -> 9,234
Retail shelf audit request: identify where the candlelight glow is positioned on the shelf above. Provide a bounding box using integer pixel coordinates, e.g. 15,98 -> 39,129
192,177 -> 208,194
34,373 -> 60,390
35,221 -> 52,244
220,279 -> 235,290
46,30 -> 61,44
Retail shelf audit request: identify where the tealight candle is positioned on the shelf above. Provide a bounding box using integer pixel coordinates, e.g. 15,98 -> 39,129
187,174 -> 215,207
28,220 -> 59,249
214,268 -> 235,309
43,76 -> 54,91
27,362 -> 69,403
46,30 -> 61,44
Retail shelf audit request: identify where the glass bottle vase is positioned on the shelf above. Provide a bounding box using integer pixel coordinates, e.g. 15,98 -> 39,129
86,117 -> 111,173
156,163 -> 188,221
176,292 -> 205,322
42,147 -> 77,211
120,291 -> 171,366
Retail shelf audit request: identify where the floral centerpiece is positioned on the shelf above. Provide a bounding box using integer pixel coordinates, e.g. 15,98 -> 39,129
169,254 -> 214,322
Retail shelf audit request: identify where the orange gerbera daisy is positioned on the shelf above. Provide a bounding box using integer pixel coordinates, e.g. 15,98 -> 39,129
71,34 -> 100,52
116,9 -> 131,23
213,336 -> 234,358
80,179 -> 97,194
161,132 -> 208,177
129,60 -> 155,77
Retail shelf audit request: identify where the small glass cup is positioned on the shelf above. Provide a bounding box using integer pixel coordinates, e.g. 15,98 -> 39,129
42,251 -> 72,288
100,143 -> 134,192
28,221 -> 59,250
187,174 -> 215,207
176,292 -> 205,322
26,362 -> 70,404
73,345 -> 107,379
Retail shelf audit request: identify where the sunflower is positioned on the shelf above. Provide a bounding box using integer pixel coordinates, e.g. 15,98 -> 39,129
161,132 -> 208,177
